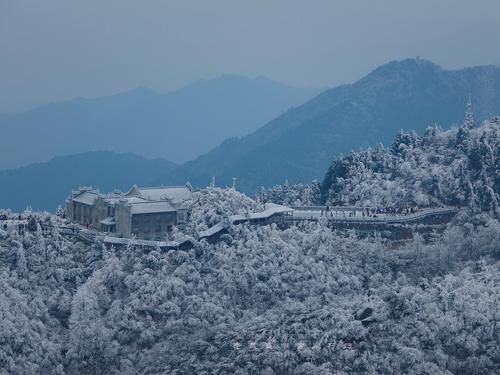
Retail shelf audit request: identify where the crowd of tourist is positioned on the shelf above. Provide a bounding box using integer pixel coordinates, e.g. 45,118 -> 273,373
320,205 -> 422,218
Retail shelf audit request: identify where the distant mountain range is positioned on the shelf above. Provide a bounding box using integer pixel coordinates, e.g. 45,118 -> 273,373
0,151 -> 176,211
0,75 -> 318,169
2,58 -> 500,211
158,59 -> 500,192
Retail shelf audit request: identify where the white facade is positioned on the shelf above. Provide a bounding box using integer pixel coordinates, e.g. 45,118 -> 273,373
66,184 -> 193,239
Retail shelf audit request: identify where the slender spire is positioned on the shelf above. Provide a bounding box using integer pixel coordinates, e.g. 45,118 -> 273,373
464,94 -> 474,129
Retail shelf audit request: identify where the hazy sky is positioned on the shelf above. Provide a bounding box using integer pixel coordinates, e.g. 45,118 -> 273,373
1,0 -> 499,113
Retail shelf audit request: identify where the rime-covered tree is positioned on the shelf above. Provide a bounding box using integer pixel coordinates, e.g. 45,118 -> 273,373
321,118 -> 500,216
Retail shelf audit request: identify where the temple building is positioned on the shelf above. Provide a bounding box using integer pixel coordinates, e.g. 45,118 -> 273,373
65,185 -> 193,240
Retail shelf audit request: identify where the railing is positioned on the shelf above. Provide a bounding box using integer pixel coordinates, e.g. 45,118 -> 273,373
291,205 -> 373,211
384,207 -> 458,224
287,207 -> 458,225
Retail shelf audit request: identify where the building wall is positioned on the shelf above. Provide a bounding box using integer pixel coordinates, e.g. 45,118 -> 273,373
93,198 -> 106,226
65,200 -> 74,222
115,204 -> 131,238
71,202 -> 94,226
131,212 -> 176,240
93,197 -> 116,231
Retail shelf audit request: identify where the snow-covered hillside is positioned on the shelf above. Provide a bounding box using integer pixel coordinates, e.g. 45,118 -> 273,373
321,118 -> 500,217
0,194 -> 499,374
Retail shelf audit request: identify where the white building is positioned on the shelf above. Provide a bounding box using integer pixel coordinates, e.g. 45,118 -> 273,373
66,184 -> 193,240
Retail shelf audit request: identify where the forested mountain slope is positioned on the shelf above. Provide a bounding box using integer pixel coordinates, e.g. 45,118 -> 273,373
321,118 -> 500,218
162,59 -> 500,192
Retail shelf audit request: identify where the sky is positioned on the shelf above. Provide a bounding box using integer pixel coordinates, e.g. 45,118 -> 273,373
1,0 -> 500,113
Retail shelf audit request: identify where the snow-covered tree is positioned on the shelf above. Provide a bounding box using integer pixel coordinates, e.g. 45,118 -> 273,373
321,119 -> 500,217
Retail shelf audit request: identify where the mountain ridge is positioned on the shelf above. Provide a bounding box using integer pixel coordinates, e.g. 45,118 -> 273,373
0,75 -> 319,169
158,58 -> 500,191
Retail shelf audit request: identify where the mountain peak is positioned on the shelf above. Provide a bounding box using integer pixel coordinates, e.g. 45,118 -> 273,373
367,58 -> 443,80
0,71 -> 318,169
164,60 -> 500,193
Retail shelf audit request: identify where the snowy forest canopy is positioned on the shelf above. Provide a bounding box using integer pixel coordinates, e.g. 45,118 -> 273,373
259,117 -> 500,220
1,190 -> 500,374
320,118 -> 500,216
0,118 -> 499,374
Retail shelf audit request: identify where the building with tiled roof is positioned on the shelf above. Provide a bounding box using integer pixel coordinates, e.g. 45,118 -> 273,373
66,184 -> 193,240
